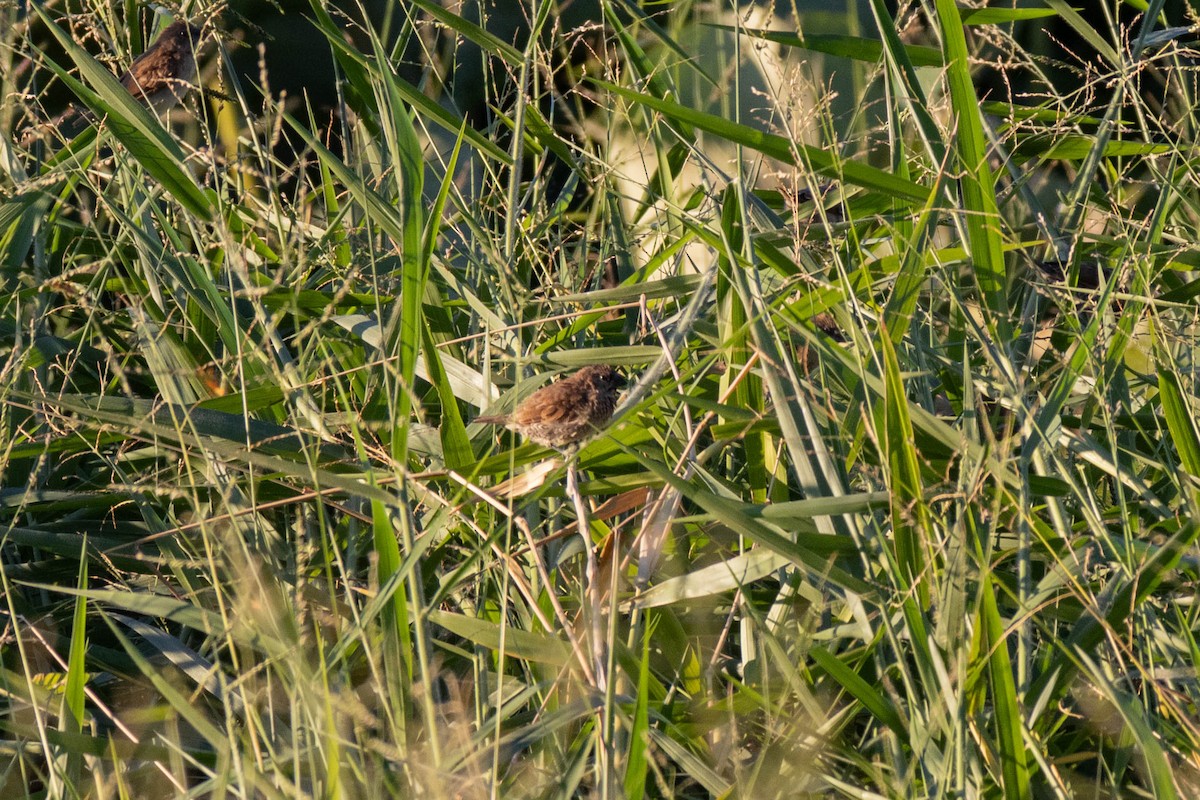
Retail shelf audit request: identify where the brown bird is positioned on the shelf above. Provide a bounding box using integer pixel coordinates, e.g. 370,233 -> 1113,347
116,20 -> 204,111
22,19 -> 204,146
476,365 -> 627,450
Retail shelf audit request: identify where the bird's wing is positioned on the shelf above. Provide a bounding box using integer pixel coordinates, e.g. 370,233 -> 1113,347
511,380 -> 585,426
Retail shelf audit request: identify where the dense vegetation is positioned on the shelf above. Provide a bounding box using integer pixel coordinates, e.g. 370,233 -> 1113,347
3,1 -> 1200,797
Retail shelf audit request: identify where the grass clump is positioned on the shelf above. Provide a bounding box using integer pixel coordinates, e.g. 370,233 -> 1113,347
3,1 -> 1200,797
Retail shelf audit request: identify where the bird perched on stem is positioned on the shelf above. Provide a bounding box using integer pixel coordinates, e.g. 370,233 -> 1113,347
22,19 -> 205,146
476,365 -> 627,450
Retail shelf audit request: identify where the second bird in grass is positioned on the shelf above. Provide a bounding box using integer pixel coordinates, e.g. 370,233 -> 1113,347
23,20 -> 204,146
475,365 -> 627,450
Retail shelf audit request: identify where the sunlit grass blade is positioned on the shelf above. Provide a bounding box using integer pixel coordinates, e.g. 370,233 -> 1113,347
874,329 -> 931,605
595,81 -> 929,202
931,0 -> 1007,328
623,625 -> 652,800
978,575 -> 1033,799
428,610 -> 572,666
1155,361 -> 1200,478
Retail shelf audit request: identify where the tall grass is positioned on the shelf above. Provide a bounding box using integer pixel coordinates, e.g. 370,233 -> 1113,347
3,0 -> 1200,797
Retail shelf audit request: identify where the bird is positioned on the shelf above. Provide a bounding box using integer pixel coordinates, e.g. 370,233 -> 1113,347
22,19 -> 204,146
117,20 -> 204,111
475,365 -> 628,450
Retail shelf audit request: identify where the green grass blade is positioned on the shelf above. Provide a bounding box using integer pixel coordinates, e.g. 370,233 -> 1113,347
1155,363 -> 1200,477
595,81 -> 929,202
980,575 -> 1033,799
63,548 -> 88,735
810,646 -> 907,735
709,26 -> 943,66
931,0 -> 1008,328
875,330 -> 931,606
623,626 -> 651,800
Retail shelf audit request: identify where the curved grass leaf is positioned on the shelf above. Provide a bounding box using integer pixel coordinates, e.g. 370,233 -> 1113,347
709,26 -> 943,67
810,646 -> 907,735
594,81 -> 930,203
428,610 -> 572,666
